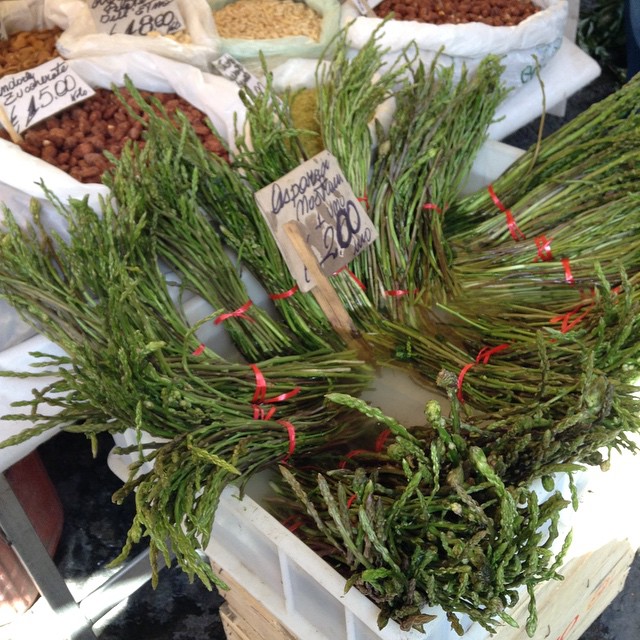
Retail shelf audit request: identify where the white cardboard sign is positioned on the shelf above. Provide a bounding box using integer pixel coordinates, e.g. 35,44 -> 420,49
211,54 -> 265,95
0,58 -> 95,134
89,0 -> 185,36
254,150 -> 377,293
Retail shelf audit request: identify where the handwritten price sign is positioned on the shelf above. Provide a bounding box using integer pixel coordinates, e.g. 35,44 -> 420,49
89,0 -> 185,36
211,54 -> 265,96
0,58 -> 95,134
254,151 -> 377,293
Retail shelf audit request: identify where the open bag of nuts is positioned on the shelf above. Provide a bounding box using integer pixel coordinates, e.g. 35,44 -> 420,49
341,0 -> 569,89
209,0 -> 341,71
45,0 -> 221,70
0,49 -> 246,187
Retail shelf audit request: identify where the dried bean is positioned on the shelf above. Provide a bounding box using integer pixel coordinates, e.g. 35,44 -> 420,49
0,88 -> 229,184
375,0 -> 539,26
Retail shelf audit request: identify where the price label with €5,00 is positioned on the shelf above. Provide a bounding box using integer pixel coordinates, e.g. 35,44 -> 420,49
0,58 -> 95,134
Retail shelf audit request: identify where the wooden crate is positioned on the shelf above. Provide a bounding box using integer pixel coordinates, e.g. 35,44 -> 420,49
216,564 -> 297,640
213,538 -> 635,640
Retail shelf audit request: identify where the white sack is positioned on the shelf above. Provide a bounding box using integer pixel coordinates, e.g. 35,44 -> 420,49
46,0 -> 220,70
341,0 -> 569,89
0,51 -> 247,350
0,0 -> 56,33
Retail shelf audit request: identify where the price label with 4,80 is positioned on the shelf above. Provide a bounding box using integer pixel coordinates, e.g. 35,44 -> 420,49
0,58 -> 95,134
89,0 -> 185,36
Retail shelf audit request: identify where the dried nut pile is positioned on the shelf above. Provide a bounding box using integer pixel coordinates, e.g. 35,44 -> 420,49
213,0 -> 322,41
0,28 -> 62,77
0,88 -> 228,183
374,0 -> 540,26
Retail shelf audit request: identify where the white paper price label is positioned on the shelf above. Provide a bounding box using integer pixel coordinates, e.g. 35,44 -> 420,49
89,0 -> 185,36
254,151 -> 378,293
0,20 -> 8,41
0,58 -> 95,134
350,0 -> 376,16
211,54 -> 265,95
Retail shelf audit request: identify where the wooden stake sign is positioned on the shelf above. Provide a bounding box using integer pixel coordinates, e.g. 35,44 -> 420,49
283,220 -> 369,357
254,151 -> 377,358
254,150 -> 377,293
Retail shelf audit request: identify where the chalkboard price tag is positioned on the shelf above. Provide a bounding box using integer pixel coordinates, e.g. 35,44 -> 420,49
211,54 -> 265,96
89,0 -> 185,37
0,58 -> 95,134
254,150 -> 377,293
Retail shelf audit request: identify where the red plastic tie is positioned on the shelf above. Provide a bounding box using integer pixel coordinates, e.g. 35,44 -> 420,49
334,267 -> 367,291
250,363 -> 301,415
534,235 -> 554,262
357,192 -> 369,208
562,258 -> 575,284
250,363 -> 267,403
487,184 -> 525,242
338,449 -> 370,469
423,203 -> 443,215
550,302 -> 593,334
347,494 -> 357,509
384,289 -> 419,297
192,343 -> 206,356
456,343 -> 510,402
252,405 -> 277,421
269,284 -> 299,300
279,420 -> 297,461
214,300 -> 254,325
374,428 -> 391,452
282,515 -> 303,533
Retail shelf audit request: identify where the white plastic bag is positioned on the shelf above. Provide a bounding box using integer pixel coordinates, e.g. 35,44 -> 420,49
209,0 -> 341,69
46,0 -> 221,70
341,0 -> 569,89
0,0 -> 55,34
0,50 -> 246,191
0,52 -> 247,349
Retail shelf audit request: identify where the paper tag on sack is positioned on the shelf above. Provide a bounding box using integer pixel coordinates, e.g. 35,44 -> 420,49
0,20 -> 8,41
211,54 -> 265,95
254,150 -> 377,293
350,0 -> 376,17
0,58 -> 95,134
89,0 -> 185,36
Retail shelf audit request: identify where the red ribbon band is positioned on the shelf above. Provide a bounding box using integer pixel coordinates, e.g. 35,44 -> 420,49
534,235 -> 553,262
456,343 -> 510,402
562,258 -> 575,284
423,203 -> 443,214
384,289 -> 419,297
214,300 -> 255,325
487,185 -> 525,242
279,420 -> 297,461
269,285 -> 299,300
192,343 -> 206,356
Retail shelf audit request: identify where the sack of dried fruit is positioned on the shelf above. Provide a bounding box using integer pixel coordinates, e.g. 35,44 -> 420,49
341,0 -> 569,89
0,50 -> 245,213
45,0 -> 220,70
209,0 -> 341,71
